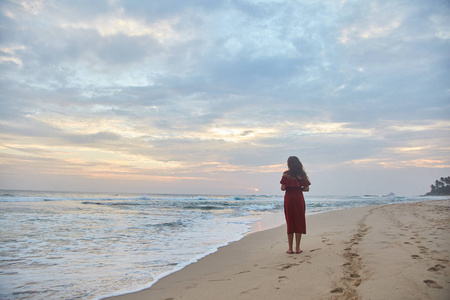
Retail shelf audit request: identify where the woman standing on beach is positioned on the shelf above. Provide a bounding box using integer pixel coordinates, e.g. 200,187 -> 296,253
280,156 -> 310,254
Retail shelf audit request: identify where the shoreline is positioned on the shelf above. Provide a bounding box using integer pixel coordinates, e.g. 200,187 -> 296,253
100,211 -> 287,299
104,199 -> 450,300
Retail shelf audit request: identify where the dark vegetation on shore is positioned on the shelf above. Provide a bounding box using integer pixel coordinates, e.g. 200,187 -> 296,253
426,176 -> 450,195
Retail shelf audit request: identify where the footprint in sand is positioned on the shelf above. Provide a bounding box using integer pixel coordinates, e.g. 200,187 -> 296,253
279,263 -> 298,270
411,255 -> 421,259
424,280 -> 443,289
322,239 -> 333,245
428,264 -> 446,272
241,287 -> 259,295
330,287 -> 343,294
418,246 -> 428,254
186,283 -> 198,289
278,275 -> 288,282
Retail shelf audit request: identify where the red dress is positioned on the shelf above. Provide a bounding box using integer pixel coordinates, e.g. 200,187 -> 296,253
280,175 -> 310,234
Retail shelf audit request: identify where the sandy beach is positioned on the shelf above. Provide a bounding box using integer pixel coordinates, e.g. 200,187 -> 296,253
104,200 -> 450,300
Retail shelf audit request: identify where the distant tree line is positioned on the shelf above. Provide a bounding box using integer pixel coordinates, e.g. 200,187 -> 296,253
426,176 -> 450,195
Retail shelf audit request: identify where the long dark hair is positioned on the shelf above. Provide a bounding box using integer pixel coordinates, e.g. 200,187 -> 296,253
287,156 -> 308,180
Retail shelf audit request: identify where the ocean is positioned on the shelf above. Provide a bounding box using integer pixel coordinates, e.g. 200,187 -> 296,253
0,190 -> 445,299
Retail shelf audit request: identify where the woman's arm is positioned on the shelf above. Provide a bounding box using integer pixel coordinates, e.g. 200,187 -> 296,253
281,184 -> 286,191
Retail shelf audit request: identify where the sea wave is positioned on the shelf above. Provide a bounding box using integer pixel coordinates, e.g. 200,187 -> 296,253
0,190 -> 447,300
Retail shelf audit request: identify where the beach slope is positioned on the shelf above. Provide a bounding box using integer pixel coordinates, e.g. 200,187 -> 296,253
105,200 -> 450,300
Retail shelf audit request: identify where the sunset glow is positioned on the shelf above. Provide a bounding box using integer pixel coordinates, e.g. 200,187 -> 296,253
1,0 -> 449,195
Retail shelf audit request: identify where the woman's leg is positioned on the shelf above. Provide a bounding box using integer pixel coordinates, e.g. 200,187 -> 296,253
287,233 -> 294,253
295,233 -> 302,253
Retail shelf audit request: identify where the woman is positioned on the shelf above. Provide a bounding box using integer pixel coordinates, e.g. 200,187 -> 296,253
280,156 -> 310,254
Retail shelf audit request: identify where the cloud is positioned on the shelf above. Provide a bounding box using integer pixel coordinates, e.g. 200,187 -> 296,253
0,0 -> 449,195
0,45 -> 25,66
61,16 -> 180,38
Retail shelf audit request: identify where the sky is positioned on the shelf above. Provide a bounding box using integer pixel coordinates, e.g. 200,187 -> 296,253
0,0 -> 449,196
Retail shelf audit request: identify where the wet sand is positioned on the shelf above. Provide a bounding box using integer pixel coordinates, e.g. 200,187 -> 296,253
104,200 -> 450,300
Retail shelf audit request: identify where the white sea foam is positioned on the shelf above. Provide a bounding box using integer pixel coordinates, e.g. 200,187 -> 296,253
0,190 -> 445,299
